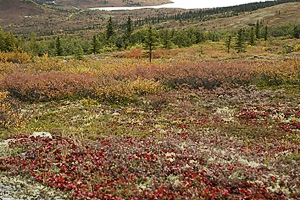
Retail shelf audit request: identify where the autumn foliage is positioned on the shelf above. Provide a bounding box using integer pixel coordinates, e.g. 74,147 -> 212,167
0,51 -> 31,64
0,55 -> 300,199
2,133 -> 298,199
1,72 -> 98,102
0,91 -> 26,128
1,58 -> 300,102
257,59 -> 300,86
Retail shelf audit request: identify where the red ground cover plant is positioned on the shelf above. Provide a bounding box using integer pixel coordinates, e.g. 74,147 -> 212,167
1,132 -> 299,199
235,105 -> 300,134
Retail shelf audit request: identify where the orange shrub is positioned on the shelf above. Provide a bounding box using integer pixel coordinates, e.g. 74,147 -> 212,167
1,72 -> 98,102
0,58 -> 261,102
125,49 -> 143,59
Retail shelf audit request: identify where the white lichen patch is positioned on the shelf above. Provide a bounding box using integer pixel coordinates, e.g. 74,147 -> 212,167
31,132 -> 53,138
165,152 -> 176,162
137,177 -> 152,191
167,174 -> 182,186
0,173 -> 67,200
265,174 -> 291,195
229,170 -> 246,180
238,158 -> 262,168
178,142 -> 186,150
215,107 -> 236,122
0,139 -> 22,158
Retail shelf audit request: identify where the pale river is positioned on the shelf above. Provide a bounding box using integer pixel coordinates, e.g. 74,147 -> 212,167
90,0 -> 274,11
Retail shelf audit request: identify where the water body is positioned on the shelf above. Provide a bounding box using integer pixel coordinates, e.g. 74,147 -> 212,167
90,0 -> 273,11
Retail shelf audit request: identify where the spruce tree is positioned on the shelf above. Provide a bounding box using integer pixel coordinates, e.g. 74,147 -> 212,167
235,29 -> 246,53
126,16 -> 133,38
28,33 -> 40,56
56,36 -> 63,56
0,28 -> 6,52
91,35 -> 101,54
15,37 -> 23,50
4,31 -> 16,52
255,20 -> 260,39
123,16 -> 133,48
106,17 -> 114,41
162,29 -> 172,49
264,25 -> 268,41
74,43 -> 84,60
225,35 -> 232,53
293,25 -> 300,39
144,25 -> 157,63
249,27 -> 255,46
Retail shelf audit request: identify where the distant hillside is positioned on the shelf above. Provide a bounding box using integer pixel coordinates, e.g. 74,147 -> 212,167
32,0 -> 171,9
192,2 -> 300,31
1,0 -> 300,34
0,0 -> 171,30
0,0 -> 50,26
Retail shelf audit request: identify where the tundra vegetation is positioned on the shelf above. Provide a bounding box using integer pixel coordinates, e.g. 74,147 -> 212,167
0,1 -> 300,199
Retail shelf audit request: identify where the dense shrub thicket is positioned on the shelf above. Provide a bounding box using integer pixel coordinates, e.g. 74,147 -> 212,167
1,59 -> 299,102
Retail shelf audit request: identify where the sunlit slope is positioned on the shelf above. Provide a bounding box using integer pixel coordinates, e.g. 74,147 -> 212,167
191,2 -> 300,31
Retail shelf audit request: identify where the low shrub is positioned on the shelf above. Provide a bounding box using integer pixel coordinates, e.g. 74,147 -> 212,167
125,49 -> 143,59
131,78 -> 164,95
157,62 -> 255,89
1,72 -> 98,102
29,54 -> 66,72
294,44 -> 300,52
256,59 -> 300,86
0,62 -> 15,76
95,78 -> 163,102
95,79 -> 134,102
0,71 -> 163,103
0,91 -> 26,128
153,49 -> 180,59
0,51 -> 31,64
116,61 -> 256,90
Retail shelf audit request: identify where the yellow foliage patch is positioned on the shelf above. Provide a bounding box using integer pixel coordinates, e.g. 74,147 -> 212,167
95,78 -> 164,102
0,91 -> 25,129
257,59 -> 300,85
0,51 -> 31,64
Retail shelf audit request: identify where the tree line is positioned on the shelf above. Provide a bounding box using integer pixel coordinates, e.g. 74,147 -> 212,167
1,18 -> 300,60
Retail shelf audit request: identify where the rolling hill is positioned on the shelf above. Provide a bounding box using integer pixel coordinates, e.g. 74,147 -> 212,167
192,2 -> 300,31
0,0 -> 53,26
0,0 -> 300,34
